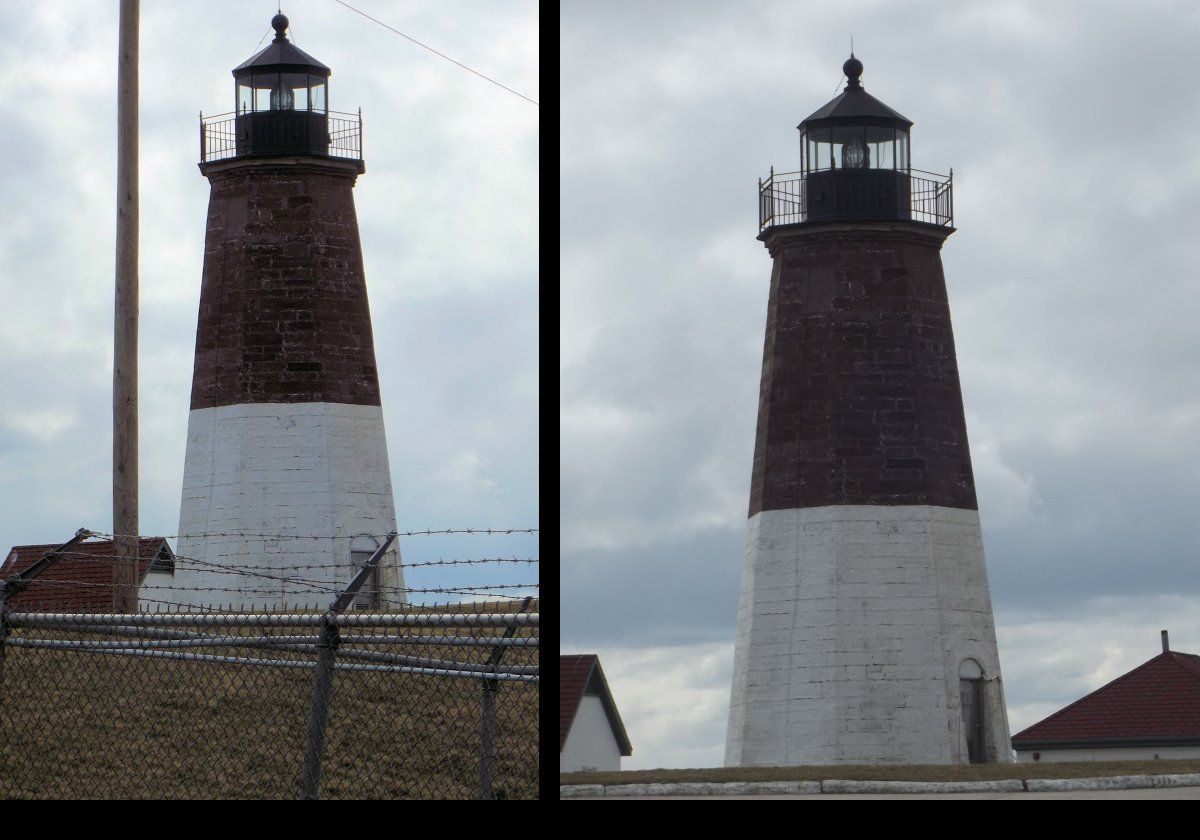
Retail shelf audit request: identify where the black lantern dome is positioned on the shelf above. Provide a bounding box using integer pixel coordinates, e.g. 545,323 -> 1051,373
797,54 -> 913,221
232,14 -> 332,157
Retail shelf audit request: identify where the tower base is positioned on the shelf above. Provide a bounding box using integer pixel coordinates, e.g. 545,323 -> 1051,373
157,401 -> 405,612
725,504 -> 1011,766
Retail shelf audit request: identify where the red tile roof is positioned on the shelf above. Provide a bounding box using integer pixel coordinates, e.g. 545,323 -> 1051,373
1012,650 -> 1200,747
561,655 -> 596,750
560,654 -> 632,756
1,539 -> 172,613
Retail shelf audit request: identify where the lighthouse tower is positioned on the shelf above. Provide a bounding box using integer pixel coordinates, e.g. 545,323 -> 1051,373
725,56 -> 1011,765
163,15 -> 405,611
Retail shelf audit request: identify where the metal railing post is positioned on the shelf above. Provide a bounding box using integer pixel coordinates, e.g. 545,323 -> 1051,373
948,167 -> 955,227
299,614 -> 339,800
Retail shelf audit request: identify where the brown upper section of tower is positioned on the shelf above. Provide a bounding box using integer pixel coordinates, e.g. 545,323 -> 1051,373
190,156 -> 381,410
748,223 -> 977,516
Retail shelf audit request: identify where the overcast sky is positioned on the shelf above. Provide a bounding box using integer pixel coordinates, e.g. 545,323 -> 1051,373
562,0 -> 1200,769
0,0 -> 538,602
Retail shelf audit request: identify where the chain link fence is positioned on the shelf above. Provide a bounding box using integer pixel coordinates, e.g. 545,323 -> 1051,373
0,532 -> 539,800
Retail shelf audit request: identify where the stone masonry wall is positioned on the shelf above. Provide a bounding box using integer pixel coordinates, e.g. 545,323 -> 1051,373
191,159 -> 381,410
748,224 -> 977,516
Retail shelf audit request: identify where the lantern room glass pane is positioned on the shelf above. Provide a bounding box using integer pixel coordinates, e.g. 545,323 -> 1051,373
814,138 -> 827,169
875,140 -> 894,169
240,73 -> 327,112
840,127 -> 868,169
270,83 -> 293,110
245,73 -> 299,111
250,74 -> 276,111
801,124 -> 913,171
281,72 -> 308,111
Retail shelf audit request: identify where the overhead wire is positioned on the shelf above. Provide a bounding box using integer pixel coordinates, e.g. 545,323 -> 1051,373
329,0 -> 538,106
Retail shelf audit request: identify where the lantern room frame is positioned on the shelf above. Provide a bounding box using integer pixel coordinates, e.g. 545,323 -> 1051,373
198,13 -> 361,165
235,71 -> 329,116
759,55 -> 953,232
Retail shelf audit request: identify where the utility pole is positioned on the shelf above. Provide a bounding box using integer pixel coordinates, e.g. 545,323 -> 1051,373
113,0 -> 140,612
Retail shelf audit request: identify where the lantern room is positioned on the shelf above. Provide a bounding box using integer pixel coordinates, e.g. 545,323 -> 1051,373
232,14 -> 331,157
797,54 -> 913,221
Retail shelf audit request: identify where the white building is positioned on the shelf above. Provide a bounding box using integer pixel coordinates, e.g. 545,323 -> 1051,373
1012,632 -> 1200,762
560,655 -> 632,773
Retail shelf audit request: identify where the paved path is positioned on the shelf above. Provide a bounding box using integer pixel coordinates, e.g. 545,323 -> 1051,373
589,786 -> 1200,800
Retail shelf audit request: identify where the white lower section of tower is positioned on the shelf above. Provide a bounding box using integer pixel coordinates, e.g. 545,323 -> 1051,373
153,402 -> 406,612
725,505 -> 1012,766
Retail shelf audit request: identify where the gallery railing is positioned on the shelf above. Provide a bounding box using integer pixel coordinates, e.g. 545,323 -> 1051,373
200,109 -> 364,164
758,167 -> 953,231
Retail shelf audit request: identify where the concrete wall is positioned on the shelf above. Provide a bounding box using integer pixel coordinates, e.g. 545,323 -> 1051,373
167,401 -> 405,611
1017,746 -> 1200,763
561,696 -> 623,773
726,504 -> 1011,766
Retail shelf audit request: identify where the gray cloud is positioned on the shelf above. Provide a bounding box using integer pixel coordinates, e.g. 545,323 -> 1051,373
0,1 -> 538,599
563,0 -> 1200,766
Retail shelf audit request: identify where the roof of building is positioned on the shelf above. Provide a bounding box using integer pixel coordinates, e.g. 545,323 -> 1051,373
1011,649 -> 1200,749
1,538 -> 174,612
801,86 -> 912,129
799,55 -> 912,130
233,16 -> 331,77
560,654 -> 633,756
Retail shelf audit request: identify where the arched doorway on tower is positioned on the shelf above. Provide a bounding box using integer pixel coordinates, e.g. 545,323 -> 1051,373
350,535 -> 381,609
959,658 -> 986,763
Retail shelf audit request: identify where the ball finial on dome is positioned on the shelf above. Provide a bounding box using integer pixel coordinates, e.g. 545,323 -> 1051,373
843,54 -> 864,89
271,13 -> 289,41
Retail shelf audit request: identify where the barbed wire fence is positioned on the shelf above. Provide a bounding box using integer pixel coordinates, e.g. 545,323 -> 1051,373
0,527 -> 540,799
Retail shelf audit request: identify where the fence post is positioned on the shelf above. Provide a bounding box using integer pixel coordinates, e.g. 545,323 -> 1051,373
0,582 -> 10,697
297,531 -> 397,799
299,613 -> 340,800
478,595 -> 533,800
479,676 -> 499,799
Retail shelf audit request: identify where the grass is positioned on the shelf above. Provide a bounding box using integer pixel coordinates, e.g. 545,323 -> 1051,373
0,613 -> 539,799
562,759 -> 1200,787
